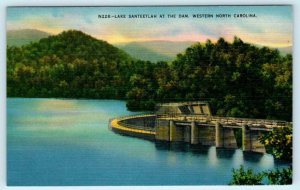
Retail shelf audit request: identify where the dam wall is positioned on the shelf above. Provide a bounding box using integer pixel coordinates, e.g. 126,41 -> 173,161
109,115 -> 156,140
109,102 -> 289,153
242,126 -> 266,153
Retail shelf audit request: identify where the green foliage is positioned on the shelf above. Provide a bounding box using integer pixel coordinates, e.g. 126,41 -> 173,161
264,167 -> 292,185
7,31 -> 292,121
260,126 -> 292,162
229,166 -> 292,185
229,166 -> 264,185
230,115 -> 292,185
7,30 -> 133,99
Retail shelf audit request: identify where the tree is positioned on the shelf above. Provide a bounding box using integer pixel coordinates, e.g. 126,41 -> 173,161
7,32 -> 292,119
260,125 -> 292,162
230,125 -> 293,185
264,167 -> 292,185
229,166 -> 292,185
229,166 -> 264,185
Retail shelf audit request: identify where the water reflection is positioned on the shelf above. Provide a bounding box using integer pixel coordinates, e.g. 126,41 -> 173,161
243,151 -> 264,163
216,148 -> 235,159
166,151 -> 178,166
155,142 -> 237,159
154,141 -> 209,155
8,98 -> 290,185
36,98 -> 79,112
154,142 -> 280,170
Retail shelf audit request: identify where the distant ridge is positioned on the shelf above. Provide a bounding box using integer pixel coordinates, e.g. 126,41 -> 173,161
276,46 -> 292,55
253,43 -> 292,55
7,29 -> 292,59
115,41 -> 196,62
7,29 -> 51,46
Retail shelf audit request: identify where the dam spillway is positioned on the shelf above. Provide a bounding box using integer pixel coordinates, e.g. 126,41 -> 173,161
109,102 -> 290,153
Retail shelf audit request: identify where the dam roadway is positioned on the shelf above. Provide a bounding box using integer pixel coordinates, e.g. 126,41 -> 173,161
109,102 -> 290,153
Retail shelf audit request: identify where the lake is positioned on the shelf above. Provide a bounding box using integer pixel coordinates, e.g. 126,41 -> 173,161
7,98 -> 290,186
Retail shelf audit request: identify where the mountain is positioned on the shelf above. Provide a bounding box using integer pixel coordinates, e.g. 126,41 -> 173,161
115,42 -> 172,62
7,29 -> 51,46
10,30 -> 131,63
277,46 -> 292,55
115,41 -> 196,62
7,30 -> 133,99
253,43 -> 292,55
7,31 -> 292,120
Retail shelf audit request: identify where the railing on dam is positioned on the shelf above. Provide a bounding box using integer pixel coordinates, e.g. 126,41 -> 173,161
156,114 -> 290,128
109,113 -> 290,134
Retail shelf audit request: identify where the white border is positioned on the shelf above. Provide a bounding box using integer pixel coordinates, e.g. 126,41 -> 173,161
0,0 -> 299,190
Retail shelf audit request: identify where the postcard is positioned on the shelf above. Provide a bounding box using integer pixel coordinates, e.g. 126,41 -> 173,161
6,5 -> 292,186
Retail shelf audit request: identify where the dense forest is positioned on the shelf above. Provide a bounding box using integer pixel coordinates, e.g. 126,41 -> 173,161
7,30 -> 292,121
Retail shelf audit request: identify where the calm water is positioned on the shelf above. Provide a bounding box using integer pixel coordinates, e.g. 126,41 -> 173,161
7,98 -> 290,186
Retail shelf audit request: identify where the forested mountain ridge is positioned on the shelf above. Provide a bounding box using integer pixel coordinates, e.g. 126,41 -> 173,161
7,30 -> 134,99
7,30 -> 292,121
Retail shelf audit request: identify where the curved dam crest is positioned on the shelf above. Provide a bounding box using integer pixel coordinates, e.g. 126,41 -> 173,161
109,114 -> 156,140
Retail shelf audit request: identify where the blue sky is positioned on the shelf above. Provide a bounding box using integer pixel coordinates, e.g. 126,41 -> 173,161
7,6 -> 293,47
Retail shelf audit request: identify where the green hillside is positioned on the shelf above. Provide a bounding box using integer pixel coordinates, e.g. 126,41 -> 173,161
7,30 -> 134,99
7,29 -> 51,46
7,30 -> 292,121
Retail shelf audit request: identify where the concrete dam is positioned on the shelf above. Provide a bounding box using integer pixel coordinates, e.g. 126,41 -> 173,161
109,102 -> 290,153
